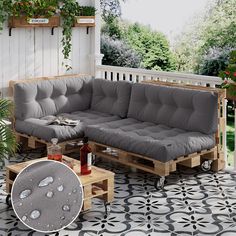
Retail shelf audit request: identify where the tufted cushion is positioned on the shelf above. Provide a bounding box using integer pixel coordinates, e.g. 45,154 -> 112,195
128,83 -> 218,135
85,118 -> 215,162
90,79 -> 132,118
15,110 -> 120,142
14,76 -> 93,120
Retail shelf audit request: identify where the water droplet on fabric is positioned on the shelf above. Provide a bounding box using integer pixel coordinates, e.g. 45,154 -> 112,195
46,191 -> 54,198
57,185 -> 64,192
62,204 -> 70,211
30,210 -> 41,219
19,189 -> 31,199
38,176 -> 54,187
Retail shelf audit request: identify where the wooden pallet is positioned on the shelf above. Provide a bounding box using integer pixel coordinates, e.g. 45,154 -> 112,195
5,156 -> 115,211
15,132 -> 82,154
89,142 -> 222,177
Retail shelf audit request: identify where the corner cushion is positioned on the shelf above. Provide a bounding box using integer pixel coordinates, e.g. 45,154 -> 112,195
91,79 -> 132,118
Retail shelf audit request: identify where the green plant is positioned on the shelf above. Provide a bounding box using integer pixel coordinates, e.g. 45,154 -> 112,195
59,0 -> 80,70
79,6 -> 96,16
60,2 -> 95,70
219,50 -> 236,95
11,0 -> 58,18
0,99 -> 17,162
0,0 -> 12,31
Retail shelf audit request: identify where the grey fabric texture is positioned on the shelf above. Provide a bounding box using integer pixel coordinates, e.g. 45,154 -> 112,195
127,83 -> 218,134
14,76 -> 93,120
85,118 -> 215,162
12,160 -> 83,232
15,110 -> 120,142
90,79 -> 132,118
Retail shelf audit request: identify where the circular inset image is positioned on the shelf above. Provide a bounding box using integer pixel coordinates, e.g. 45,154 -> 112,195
11,160 -> 83,233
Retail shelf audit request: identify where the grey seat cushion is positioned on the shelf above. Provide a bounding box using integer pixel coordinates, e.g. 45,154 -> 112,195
128,83 -> 218,135
85,118 -> 215,162
90,79 -> 132,118
14,76 -> 93,120
15,110 -> 120,142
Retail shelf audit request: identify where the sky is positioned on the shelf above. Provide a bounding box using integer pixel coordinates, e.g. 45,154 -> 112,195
120,0 -> 210,43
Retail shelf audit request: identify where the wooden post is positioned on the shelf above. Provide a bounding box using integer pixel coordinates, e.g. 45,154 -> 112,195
92,0 -> 103,77
83,185 -> 92,210
103,178 -> 114,203
223,99 -> 227,166
234,103 -> 236,170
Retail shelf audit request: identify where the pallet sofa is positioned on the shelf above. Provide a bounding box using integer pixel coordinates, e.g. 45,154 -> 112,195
10,75 -> 226,188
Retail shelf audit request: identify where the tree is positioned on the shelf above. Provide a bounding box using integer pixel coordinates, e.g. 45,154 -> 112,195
100,0 -> 124,22
124,23 -> 176,71
174,0 -> 236,75
101,17 -> 123,39
199,0 -> 236,54
100,1 -> 176,71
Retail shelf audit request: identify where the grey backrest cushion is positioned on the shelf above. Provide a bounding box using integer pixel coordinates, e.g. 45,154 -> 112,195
128,83 -> 218,134
90,79 -> 132,118
14,76 -> 93,120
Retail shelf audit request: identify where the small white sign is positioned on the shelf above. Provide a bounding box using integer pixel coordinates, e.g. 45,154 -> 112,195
77,18 -> 95,24
28,18 -> 49,24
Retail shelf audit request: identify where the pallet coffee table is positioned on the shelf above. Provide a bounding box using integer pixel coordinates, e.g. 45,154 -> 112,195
5,156 -> 115,213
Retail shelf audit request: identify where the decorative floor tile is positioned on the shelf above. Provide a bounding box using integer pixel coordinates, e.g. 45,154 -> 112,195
120,225 -> 176,236
1,151 -> 236,235
79,209 -> 131,235
216,226 -> 236,236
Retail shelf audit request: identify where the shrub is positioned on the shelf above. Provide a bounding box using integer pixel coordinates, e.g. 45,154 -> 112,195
101,35 -> 141,68
197,47 -> 233,76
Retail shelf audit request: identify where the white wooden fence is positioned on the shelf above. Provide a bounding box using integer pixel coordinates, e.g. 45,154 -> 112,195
96,64 -> 236,170
96,65 -> 222,86
0,0 -> 99,97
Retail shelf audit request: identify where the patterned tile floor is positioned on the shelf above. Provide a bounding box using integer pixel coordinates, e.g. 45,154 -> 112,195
0,149 -> 236,236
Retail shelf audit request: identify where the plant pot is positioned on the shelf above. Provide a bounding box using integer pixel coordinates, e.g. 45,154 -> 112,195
74,16 -> 95,27
8,15 -> 60,28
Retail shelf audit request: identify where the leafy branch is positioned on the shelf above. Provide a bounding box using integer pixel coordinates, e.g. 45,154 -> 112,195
0,99 -> 17,161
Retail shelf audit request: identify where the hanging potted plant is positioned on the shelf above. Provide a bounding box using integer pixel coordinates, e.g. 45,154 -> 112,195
75,6 -> 96,27
219,50 -> 236,100
0,99 -> 17,167
8,0 -> 60,28
59,0 -> 80,70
